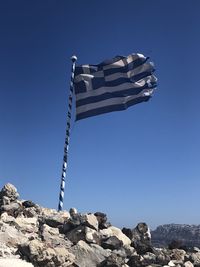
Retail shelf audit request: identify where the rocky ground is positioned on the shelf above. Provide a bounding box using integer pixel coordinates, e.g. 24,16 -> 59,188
0,183 -> 200,267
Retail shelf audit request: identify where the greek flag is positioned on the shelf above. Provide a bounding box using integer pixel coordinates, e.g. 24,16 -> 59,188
74,53 -> 157,121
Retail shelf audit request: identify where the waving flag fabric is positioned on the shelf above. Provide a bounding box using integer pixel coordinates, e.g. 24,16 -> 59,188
74,53 -> 157,121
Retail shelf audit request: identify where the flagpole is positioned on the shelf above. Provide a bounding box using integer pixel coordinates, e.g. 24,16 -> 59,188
58,55 -> 77,211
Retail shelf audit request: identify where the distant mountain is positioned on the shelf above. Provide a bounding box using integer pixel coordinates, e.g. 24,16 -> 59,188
151,224 -> 200,248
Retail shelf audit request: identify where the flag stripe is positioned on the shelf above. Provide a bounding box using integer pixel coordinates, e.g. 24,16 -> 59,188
76,89 -> 152,115
76,84 -> 156,107
76,75 -> 157,101
76,95 -> 150,121
74,53 -> 157,121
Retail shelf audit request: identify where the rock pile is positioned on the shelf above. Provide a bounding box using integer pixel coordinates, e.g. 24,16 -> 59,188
0,183 -> 200,267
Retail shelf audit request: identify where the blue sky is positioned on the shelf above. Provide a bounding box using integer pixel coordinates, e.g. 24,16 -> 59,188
0,0 -> 200,229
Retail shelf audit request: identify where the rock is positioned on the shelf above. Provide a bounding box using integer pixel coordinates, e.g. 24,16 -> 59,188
14,217 -> 38,233
154,248 -> 171,265
122,227 -> 133,240
170,248 -> 186,262
82,213 -> 99,230
99,253 -> 126,266
184,261 -> 194,267
132,223 -> 153,254
41,223 -> 73,247
22,200 -> 37,208
0,183 -> 19,203
19,239 -> 75,267
0,242 -> 18,258
142,252 -> 157,265
127,255 -> 144,267
0,202 -> 21,216
85,226 -> 100,244
95,212 -> 111,229
70,240 -> 110,267
0,222 -> 28,248
168,260 -> 176,266
40,210 -> 69,228
65,225 -> 87,244
189,251 -> 200,265
102,236 -> 123,250
0,212 -> 15,224
107,226 -> 131,247
0,259 -> 34,267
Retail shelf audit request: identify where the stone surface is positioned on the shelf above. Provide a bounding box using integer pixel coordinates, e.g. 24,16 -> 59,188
0,183 -> 19,202
0,259 -> 34,267
102,236 -> 123,250
19,239 -> 75,267
70,240 -> 110,267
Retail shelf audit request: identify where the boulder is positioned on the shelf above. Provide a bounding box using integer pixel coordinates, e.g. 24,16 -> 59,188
0,259 -> 34,267
131,223 -> 153,254
82,213 -> 99,231
70,240 -> 110,267
41,223 -> 73,248
184,261 -> 194,267
102,236 -> 123,250
0,222 -> 28,248
94,212 -> 111,229
99,253 -> 126,266
0,183 -> 19,203
19,239 -> 75,267
85,226 -> 100,244
0,202 -> 21,216
100,226 -> 131,247
189,251 -> 200,265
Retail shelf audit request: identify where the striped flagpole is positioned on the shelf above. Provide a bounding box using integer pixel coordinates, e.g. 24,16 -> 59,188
58,55 -> 77,211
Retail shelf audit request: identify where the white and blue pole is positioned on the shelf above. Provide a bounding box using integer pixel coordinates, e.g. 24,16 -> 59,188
58,55 -> 77,211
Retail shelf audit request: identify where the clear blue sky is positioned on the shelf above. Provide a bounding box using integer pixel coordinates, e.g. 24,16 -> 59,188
0,0 -> 200,229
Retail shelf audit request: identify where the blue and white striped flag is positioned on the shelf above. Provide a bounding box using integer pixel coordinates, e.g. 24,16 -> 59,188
74,53 -> 157,121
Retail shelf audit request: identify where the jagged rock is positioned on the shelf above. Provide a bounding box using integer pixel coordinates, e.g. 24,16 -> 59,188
154,248 -> 171,265
168,260 -> 176,266
14,217 -> 38,233
82,213 -> 99,230
170,248 -> 186,262
95,212 -> 111,230
0,259 -> 34,267
184,261 -> 194,267
102,236 -> 123,250
22,200 -> 37,208
22,207 -> 39,218
0,212 -> 15,223
40,209 -> 69,228
132,223 -> 153,254
0,242 -> 18,258
85,226 -> 100,244
99,253 -> 126,266
113,245 -> 136,258
0,222 -> 28,248
19,239 -> 75,267
189,252 -> 200,265
142,252 -> 157,265
122,227 -> 133,240
127,254 -> 144,267
70,240 -> 110,267
65,225 -> 87,244
41,223 -> 73,248
0,183 -> 19,203
0,202 -> 21,216
100,226 -> 131,247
